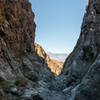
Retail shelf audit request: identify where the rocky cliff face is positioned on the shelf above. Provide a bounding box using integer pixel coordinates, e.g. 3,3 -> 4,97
58,0 -> 100,100
0,0 -> 36,79
0,0 -> 100,100
0,0 -> 54,100
34,43 -> 63,75
34,0 -> 100,99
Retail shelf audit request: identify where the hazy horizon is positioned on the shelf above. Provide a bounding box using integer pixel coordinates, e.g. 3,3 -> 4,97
47,51 -> 68,62
30,0 -> 87,53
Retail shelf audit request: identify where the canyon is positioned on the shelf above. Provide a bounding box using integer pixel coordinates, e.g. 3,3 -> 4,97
0,0 -> 100,100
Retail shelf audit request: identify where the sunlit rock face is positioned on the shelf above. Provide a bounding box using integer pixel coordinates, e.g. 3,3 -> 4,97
34,43 -> 64,75
60,0 -> 100,100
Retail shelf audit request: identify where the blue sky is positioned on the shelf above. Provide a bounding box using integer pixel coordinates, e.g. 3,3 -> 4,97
30,0 -> 87,53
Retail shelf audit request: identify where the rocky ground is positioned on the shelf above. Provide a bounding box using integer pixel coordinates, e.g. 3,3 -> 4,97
0,0 -> 100,100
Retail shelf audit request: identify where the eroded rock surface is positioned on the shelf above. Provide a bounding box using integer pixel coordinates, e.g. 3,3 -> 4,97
0,0 -> 100,100
34,43 -> 64,75
0,0 -> 36,79
59,0 -> 100,100
0,0 -> 54,100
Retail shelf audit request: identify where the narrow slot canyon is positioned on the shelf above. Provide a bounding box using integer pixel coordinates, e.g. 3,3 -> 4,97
0,0 -> 100,100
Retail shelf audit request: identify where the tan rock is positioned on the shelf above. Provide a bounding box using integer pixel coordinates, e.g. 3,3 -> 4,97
34,43 -> 64,75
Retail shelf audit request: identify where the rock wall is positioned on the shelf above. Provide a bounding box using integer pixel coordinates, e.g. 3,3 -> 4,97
0,0 -> 36,54
59,0 -> 100,100
34,43 -> 63,75
0,0 -> 36,79
0,0 -> 54,100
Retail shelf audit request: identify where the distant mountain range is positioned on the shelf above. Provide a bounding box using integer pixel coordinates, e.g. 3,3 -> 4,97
47,52 -> 69,62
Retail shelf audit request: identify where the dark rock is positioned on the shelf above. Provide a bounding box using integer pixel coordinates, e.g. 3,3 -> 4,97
32,95 -> 44,100
9,88 -> 18,95
0,0 -> 54,99
1,0 -> 100,100
60,0 -> 100,100
0,29 -> 6,37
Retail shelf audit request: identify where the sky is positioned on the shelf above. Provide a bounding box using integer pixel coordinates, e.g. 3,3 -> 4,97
30,0 -> 87,53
